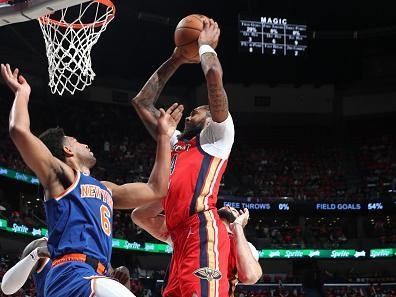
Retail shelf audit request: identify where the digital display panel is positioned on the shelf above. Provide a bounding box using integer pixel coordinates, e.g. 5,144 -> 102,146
239,16 -> 308,56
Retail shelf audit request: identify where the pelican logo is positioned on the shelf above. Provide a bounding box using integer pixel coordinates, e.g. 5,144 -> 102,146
193,267 -> 222,281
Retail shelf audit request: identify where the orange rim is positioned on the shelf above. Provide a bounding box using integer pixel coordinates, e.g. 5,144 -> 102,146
38,0 -> 115,29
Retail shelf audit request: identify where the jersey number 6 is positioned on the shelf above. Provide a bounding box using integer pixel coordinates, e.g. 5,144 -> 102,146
100,205 -> 111,236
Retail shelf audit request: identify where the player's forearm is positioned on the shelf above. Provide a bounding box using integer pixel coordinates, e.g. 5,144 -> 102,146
132,56 -> 183,138
1,248 -> 39,295
132,55 -> 183,109
131,210 -> 170,243
147,133 -> 171,198
132,201 -> 164,219
200,53 -> 229,122
200,52 -> 223,77
9,91 -> 31,135
232,224 -> 262,284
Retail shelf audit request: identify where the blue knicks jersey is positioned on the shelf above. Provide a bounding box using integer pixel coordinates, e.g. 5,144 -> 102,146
32,258 -> 51,297
44,171 -> 113,269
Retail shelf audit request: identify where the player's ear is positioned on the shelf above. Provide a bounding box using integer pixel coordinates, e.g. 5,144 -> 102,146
63,144 -> 74,157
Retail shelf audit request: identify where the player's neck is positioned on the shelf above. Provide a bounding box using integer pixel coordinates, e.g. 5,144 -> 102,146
67,159 -> 90,176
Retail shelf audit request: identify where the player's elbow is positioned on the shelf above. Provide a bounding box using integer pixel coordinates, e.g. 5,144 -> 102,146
131,208 -> 143,225
238,267 -> 262,285
148,182 -> 168,199
9,124 -> 28,141
239,273 -> 261,285
131,96 -> 140,107
154,188 -> 168,200
131,92 -> 147,109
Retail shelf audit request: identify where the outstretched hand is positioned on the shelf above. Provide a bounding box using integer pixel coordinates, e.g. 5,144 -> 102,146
198,19 -> 220,48
232,208 -> 249,229
0,64 -> 31,95
157,103 -> 184,137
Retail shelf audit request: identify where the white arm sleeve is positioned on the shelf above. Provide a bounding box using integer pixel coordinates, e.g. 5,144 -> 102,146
1,249 -> 39,295
94,277 -> 136,297
170,130 -> 181,147
247,242 -> 260,261
199,113 -> 235,159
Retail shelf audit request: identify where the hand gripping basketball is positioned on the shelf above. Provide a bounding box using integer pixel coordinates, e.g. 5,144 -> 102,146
174,14 -> 218,60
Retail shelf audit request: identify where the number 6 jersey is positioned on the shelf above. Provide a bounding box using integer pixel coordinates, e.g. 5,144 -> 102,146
44,171 -> 113,270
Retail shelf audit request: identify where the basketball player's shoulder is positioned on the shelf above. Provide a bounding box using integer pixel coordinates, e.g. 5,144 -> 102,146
199,113 -> 234,159
99,180 -> 115,193
170,130 -> 182,147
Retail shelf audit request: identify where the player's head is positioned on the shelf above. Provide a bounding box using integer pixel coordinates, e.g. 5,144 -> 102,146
218,206 -> 239,226
178,105 -> 211,140
39,128 -> 96,168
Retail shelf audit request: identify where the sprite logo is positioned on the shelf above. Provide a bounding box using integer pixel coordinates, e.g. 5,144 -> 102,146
331,250 -> 351,258
370,249 -> 393,258
285,250 -> 303,258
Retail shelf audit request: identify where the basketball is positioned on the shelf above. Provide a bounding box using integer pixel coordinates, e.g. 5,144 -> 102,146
174,14 -> 218,59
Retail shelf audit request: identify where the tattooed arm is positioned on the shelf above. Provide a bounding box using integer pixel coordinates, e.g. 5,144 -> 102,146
132,49 -> 197,140
198,19 -> 229,123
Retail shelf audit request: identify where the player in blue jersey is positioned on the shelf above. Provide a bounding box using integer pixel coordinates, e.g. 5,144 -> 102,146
1,63 -> 183,297
1,238 -> 133,296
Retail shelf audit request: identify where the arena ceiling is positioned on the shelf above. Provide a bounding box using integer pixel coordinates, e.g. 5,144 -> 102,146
0,0 -> 396,87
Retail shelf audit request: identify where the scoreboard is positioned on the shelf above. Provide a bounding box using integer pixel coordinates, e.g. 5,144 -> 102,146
239,16 -> 308,56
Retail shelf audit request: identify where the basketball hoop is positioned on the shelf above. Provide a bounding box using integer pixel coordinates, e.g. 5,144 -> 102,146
38,0 -> 115,95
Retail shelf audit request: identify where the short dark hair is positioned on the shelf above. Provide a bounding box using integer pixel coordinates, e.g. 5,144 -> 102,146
39,127 -> 66,162
218,207 -> 237,224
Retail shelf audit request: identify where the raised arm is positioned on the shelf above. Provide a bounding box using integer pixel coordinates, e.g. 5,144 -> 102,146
1,64 -> 69,190
231,209 -> 262,284
198,20 -> 229,123
104,104 -> 183,209
132,50 -> 194,140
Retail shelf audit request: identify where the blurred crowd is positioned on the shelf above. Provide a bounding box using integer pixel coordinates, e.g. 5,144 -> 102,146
325,284 -> 396,297
0,94 -> 396,249
232,283 -> 396,297
234,285 -> 305,297
250,217 -> 349,249
1,93 -> 395,201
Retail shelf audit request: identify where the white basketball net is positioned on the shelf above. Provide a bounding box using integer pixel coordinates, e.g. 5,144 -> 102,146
38,1 -> 114,95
